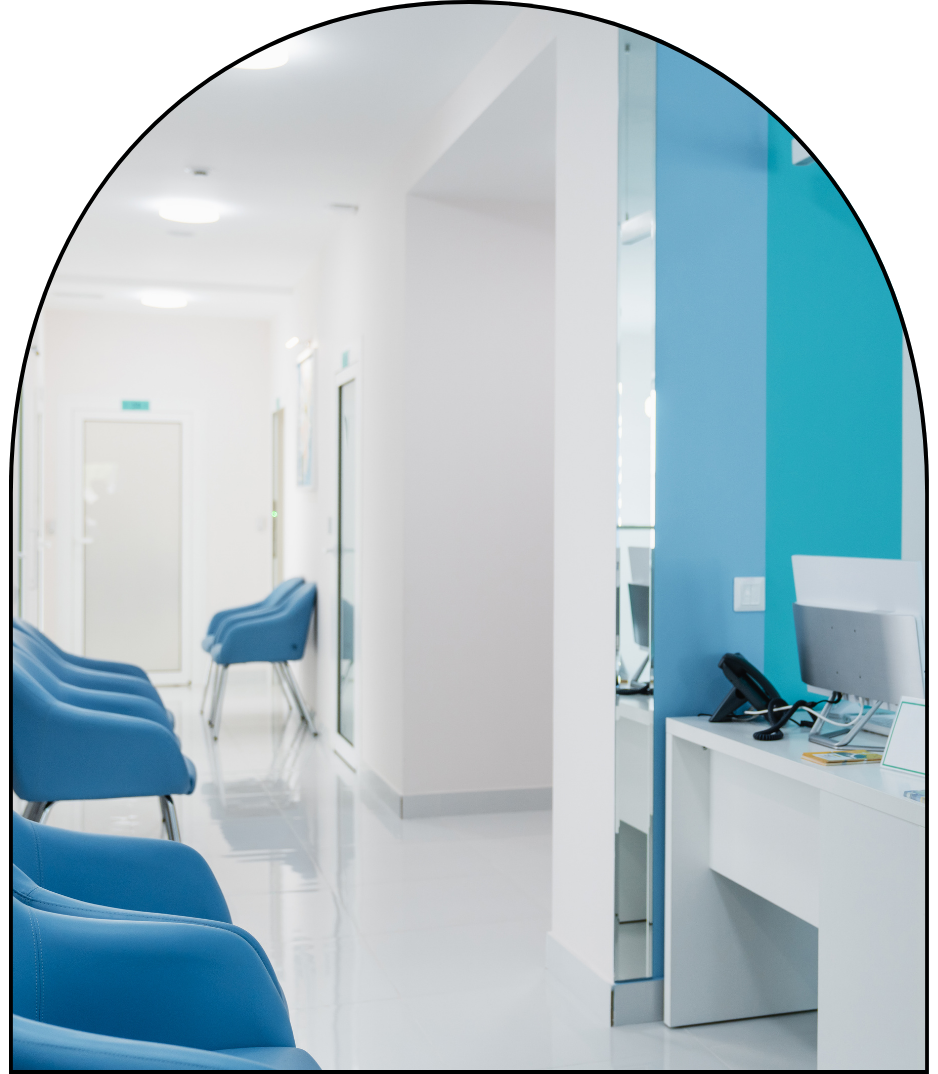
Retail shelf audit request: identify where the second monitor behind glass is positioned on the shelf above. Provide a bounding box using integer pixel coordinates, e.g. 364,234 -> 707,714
627,546 -> 651,651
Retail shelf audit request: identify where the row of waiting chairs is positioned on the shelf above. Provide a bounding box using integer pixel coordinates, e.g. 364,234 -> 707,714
11,583 -> 320,1068
200,578 -> 317,740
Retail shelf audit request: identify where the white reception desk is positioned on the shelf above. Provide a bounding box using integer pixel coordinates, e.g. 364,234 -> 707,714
665,716 -> 925,1071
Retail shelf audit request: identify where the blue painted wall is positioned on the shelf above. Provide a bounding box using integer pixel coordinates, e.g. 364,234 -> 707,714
655,49 -> 768,717
764,117 -> 903,699
652,45 -> 768,979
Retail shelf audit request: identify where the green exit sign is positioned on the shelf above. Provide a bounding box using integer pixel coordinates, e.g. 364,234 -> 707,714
122,400 -> 149,411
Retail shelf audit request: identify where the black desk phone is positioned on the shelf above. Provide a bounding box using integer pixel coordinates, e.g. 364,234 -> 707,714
707,652 -> 818,741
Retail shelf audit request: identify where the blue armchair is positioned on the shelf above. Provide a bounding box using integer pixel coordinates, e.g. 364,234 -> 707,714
12,811 -> 229,920
14,646 -> 173,731
13,662 -> 196,839
15,618 -> 153,682
207,583 -> 317,740
200,579 -> 305,714
13,1015 -> 303,1069
12,897 -> 318,1068
14,623 -> 166,710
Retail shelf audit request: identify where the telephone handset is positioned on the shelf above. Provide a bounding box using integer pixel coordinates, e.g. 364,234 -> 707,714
706,652 -> 818,741
709,653 -> 782,722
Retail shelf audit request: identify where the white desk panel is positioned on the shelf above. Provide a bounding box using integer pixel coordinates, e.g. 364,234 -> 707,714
665,716 -> 925,1070
709,751 -> 820,926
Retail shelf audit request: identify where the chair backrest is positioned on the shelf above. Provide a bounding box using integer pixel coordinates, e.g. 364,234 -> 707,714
279,582 -> 317,658
206,578 -> 305,637
12,645 -> 70,702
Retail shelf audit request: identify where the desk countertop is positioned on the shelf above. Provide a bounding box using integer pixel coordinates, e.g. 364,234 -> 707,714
667,716 -> 925,826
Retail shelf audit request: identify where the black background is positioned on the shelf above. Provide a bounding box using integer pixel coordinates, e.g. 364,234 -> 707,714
9,3 -> 928,440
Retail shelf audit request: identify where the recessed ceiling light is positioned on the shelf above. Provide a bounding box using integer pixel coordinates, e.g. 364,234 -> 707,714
237,45 -> 289,70
158,199 -> 220,224
141,291 -> 187,309
285,337 -> 299,349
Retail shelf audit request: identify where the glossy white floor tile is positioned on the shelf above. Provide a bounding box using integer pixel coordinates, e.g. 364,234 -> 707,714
22,679 -> 818,1069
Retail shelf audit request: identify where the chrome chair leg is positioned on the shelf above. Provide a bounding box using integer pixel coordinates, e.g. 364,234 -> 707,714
273,662 -> 294,712
159,795 -> 181,841
280,662 -> 317,735
200,662 -> 216,715
22,801 -> 54,823
211,665 -> 229,741
207,662 -> 224,728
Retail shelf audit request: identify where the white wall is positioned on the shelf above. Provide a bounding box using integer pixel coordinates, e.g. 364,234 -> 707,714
13,326 -> 45,627
42,309 -> 271,682
271,10 -> 621,1006
549,18 -> 620,993
402,195 -> 555,797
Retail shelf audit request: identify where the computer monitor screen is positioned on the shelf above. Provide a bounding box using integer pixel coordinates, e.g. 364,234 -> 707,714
629,584 -> 649,650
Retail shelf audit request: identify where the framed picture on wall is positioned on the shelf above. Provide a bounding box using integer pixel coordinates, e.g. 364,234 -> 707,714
297,347 -> 316,488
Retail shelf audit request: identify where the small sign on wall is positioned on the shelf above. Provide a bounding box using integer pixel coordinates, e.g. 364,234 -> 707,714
122,400 -> 149,411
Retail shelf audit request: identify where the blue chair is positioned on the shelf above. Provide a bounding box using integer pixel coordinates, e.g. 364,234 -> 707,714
14,645 -> 173,731
207,583 -> 317,740
13,661 -> 196,839
12,897 -> 318,1068
15,617 -> 153,683
12,810 -> 229,920
200,579 -> 305,714
14,622 -> 167,711
13,1015 -> 303,1069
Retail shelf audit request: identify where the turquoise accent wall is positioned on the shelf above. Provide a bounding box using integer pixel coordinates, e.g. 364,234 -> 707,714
765,117 -> 903,699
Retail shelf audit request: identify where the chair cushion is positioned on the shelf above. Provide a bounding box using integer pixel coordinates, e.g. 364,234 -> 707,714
222,1047 -> 321,1069
13,1015 -> 274,1069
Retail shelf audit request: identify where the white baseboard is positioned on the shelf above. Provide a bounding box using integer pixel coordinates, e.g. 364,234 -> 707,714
361,767 -> 551,819
545,933 -> 615,1024
613,977 -> 663,1025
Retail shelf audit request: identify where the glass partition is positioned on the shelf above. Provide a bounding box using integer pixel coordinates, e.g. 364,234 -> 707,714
614,29 -> 656,983
338,379 -> 357,745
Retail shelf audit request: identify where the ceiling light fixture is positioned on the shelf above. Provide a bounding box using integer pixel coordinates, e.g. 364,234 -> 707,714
158,199 -> 220,224
285,337 -> 299,349
141,291 -> 187,309
237,45 -> 289,70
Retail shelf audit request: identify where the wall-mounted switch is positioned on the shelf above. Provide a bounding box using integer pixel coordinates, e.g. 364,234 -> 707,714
734,576 -> 765,612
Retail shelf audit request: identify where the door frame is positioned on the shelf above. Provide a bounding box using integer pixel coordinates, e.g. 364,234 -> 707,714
71,406 -> 193,686
333,362 -> 361,772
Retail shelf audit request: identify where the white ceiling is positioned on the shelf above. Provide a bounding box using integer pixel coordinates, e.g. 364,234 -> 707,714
48,4 -> 520,320
412,44 -> 555,228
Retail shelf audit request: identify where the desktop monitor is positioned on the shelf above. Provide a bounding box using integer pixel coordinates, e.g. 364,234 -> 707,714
793,604 -> 924,704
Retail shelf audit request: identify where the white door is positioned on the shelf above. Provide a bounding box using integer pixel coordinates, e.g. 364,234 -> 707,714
83,419 -> 182,672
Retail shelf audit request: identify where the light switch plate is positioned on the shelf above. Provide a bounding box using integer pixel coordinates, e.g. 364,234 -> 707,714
734,576 -> 765,612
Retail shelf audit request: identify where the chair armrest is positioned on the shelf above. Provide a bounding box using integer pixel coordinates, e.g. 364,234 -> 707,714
207,599 -> 267,637
13,902 -> 295,1051
13,813 -> 230,921
13,1016 -> 274,1071
51,683 -> 171,729
59,653 -> 151,683
12,699 -> 195,802
212,606 -> 282,647
14,868 -> 282,1005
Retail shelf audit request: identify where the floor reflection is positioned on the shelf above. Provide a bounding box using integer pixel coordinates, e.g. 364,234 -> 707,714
17,675 -> 818,1069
